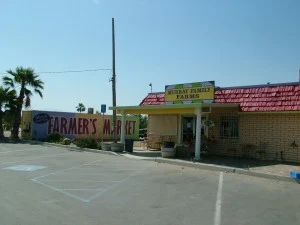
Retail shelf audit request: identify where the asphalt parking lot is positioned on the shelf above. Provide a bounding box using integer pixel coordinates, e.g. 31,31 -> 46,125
0,143 -> 299,225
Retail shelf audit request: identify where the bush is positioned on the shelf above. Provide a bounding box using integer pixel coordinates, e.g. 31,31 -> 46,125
75,137 -> 98,149
62,138 -> 71,145
46,132 -> 62,143
97,142 -> 102,150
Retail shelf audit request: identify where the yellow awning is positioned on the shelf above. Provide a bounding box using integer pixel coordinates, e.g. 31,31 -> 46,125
109,103 -> 239,115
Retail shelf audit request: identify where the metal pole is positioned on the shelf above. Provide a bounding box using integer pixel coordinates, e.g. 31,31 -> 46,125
195,107 -> 202,160
102,113 -> 104,144
112,18 -> 117,143
121,111 -> 126,144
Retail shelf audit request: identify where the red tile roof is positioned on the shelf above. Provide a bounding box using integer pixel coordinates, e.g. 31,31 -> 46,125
139,83 -> 300,112
139,93 -> 165,106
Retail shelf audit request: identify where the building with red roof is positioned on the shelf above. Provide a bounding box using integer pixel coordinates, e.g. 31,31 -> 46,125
112,81 -> 300,163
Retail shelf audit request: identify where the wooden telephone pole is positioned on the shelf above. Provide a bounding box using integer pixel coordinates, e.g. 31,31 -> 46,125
112,18 -> 117,143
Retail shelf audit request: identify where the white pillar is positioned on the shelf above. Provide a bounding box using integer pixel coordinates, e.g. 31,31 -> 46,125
120,111 -> 126,144
195,107 -> 202,160
177,115 -> 182,145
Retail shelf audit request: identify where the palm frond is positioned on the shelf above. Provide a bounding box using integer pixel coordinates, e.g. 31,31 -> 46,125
34,89 -> 43,98
24,88 -> 33,97
2,77 -> 14,88
24,96 -> 31,108
32,79 -> 44,90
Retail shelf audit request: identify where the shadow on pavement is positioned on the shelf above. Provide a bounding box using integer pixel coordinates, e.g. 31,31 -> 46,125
131,149 -> 300,170
199,155 -> 300,169
129,150 -> 161,158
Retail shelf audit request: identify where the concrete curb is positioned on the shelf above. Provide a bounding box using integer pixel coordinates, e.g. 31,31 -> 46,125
135,157 -> 295,183
20,139 -> 122,157
234,168 -> 293,183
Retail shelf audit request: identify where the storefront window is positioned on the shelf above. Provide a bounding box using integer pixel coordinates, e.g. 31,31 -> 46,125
220,116 -> 239,138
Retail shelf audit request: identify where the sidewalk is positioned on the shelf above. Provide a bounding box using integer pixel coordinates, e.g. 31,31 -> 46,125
121,149 -> 300,183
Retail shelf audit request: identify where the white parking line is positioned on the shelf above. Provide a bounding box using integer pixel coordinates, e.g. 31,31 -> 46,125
31,159 -> 108,203
59,188 -> 106,191
32,179 -> 90,203
67,168 -> 142,171
55,172 -> 123,176
86,162 -> 155,202
31,159 -> 106,180
214,172 -> 224,225
31,159 -> 155,203
39,180 -> 122,183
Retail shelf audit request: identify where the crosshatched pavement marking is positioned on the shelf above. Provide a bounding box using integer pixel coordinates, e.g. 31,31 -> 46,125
1,144 -> 300,225
31,158 -> 155,203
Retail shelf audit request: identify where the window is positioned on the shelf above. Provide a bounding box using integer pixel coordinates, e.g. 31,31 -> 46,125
220,116 -> 239,138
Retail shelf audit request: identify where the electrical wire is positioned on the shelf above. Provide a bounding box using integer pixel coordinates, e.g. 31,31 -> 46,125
0,68 -> 111,75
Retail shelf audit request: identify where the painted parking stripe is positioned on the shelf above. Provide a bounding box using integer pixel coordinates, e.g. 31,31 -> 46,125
32,179 -> 90,203
31,159 -> 154,203
59,188 -> 107,191
31,159 -> 106,180
39,180 -> 122,183
55,172 -> 126,176
66,168 -> 144,171
86,162 -> 155,202
214,172 -> 224,225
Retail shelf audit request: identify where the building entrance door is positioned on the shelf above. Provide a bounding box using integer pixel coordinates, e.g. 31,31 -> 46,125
182,116 -> 207,146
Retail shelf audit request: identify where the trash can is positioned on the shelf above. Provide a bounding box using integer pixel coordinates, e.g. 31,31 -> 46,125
125,139 -> 134,152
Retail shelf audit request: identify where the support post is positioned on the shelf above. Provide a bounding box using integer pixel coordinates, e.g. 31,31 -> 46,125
101,113 -> 104,144
177,115 -> 182,145
120,111 -> 126,144
112,17 -> 117,143
195,107 -> 202,160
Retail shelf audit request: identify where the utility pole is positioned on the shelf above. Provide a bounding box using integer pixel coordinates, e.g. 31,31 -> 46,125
112,18 -> 117,143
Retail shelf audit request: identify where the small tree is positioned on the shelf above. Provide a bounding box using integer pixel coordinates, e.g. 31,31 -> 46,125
140,115 -> 148,129
76,103 -> 86,113
134,114 -> 148,129
0,86 -> 17,139
3,67 -> 44,139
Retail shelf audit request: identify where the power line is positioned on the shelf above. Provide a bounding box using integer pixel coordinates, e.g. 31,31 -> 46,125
0,68 -> 111,75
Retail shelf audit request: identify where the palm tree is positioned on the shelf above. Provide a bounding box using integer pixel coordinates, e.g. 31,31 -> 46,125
0,86 -> 17,139
76,103 -> 86,113
3,67 -> 44,139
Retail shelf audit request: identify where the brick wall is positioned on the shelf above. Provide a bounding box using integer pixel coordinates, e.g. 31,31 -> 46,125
208,108 -> 300,162
147,134 -> 178,149
239,114 -> 300,162
147,114 -> 178,149
147,108 -> 300,162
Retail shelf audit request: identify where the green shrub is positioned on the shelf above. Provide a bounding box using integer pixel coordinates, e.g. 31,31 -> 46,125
97,142 -> 103,150
46,132 -> 62,143
75,137 -> 98,149
62,138 -> 71,145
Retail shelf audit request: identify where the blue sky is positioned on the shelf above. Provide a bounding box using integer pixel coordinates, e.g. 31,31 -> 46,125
1,0 -> 300,113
